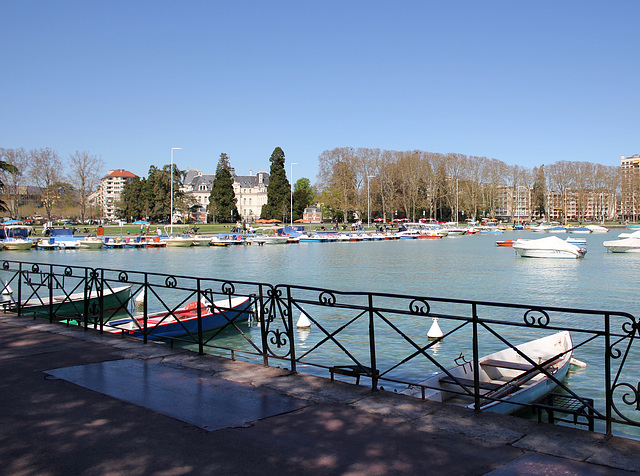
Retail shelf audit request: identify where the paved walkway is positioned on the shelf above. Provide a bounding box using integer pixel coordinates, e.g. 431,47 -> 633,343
0,313 -> 638,476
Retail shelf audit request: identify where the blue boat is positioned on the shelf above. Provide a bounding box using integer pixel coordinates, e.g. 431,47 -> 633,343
107,296 -> 253,339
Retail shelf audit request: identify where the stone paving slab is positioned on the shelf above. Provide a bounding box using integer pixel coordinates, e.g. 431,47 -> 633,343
46,358 -> 312,431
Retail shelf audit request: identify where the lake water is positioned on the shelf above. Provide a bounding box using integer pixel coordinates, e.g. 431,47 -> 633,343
5,229 -> 640,438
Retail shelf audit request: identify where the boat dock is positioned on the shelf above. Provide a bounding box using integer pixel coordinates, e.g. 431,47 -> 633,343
1,312 -> 638,475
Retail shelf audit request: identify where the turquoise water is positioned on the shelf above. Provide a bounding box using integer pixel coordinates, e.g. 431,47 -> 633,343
4,230 -> 640,438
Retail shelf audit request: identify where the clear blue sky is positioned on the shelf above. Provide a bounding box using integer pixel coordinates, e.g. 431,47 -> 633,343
2,1 -> 638,184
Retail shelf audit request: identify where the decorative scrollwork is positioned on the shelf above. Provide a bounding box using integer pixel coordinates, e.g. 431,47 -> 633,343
221,281 -> 235,295
621,316 -> 640,338
409,299 -> 430,315
267,328 -> 289,348
118,271 -> 129,282
319,291 -> 336,306
90,270 -> 99,279
610,382 -> 640,424
165,276 -> 177,288
2,261 -> 9,270
267,288 -> 282,299
31,264 -> 40,273
523,309 -> 550,327
64,267 -> 73,277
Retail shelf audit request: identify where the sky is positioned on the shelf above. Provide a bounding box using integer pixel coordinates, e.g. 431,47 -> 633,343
1,1 -> 638,184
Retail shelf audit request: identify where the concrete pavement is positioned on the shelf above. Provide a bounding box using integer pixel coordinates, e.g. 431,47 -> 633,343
0,313 -> 638,475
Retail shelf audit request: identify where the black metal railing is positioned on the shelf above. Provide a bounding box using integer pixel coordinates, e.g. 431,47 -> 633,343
0,259 -> 638,439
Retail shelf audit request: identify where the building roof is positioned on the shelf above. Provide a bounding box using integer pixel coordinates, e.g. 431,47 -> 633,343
105,169 -> 137,179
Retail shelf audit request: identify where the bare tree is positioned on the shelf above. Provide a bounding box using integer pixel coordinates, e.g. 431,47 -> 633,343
0,148 -> 28,218
30,148 -> 64,220
68,150 -> 104,223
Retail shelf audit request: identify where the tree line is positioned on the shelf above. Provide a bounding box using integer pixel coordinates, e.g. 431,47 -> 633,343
316,147 -> 620,222
121,147 -> 315,224
0,147 -> 104,222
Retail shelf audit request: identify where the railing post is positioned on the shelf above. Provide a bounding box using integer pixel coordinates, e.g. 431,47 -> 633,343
17,263 -> 22,317
286,286 -> 296,373
368,293 -> 378,391
604,312 -> 612,437
83,268 -> 89,329
258,285 -> 269,367
143,273 -> 148,344
48,265 -> 54,323
196,278 -> 204,355
472,302 -> 480,412
99,269 -> 104,329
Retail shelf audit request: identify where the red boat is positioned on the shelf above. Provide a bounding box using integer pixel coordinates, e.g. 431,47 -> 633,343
496,239 -> 515,247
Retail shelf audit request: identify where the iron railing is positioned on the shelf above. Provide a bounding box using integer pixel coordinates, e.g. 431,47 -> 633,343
0,259 -> 638,438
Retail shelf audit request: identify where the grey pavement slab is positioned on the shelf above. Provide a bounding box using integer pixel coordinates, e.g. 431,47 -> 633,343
485,452 -> 637,476
46,358 -> 312,431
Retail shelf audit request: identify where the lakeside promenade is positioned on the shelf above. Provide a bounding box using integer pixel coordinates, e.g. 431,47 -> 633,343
1,313 -> 639,475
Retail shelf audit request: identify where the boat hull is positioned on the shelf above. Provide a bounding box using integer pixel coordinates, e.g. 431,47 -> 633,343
109,296 -> 253,339
402,331 -> 573,415
17,285 -> 133,320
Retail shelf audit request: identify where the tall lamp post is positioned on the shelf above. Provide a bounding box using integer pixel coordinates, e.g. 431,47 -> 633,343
367,175 -> 376,228
170,147 -> 182,232
290,162 -> 298,226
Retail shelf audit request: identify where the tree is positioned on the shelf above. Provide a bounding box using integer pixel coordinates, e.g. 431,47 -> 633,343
0,148 -> 26,217
68,150 -> 104,224
292,177 -> 314,220
261,147 -> 290,221
29,148 -> 64,220
532,166 -> 546,219
208,153 -> 238,223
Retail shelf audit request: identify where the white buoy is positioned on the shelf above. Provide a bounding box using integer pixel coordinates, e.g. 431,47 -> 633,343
570,358 -> 587,368
296,309 -> 312,328
134,288 -> 145,307
427,317 -> 443,340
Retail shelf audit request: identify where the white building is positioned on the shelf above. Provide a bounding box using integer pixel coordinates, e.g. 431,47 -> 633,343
94,169 -> 138,221
182,168 -> 269,222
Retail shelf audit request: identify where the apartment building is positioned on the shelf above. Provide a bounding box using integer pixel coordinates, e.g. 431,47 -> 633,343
621,154 -> 640,220
94,169 -> 137,221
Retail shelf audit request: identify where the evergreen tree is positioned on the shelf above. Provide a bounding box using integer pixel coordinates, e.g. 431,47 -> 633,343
532,165 -> 547,220
292,177 -> 314,221
261,147 -> 290,220
208,153 -> 239,223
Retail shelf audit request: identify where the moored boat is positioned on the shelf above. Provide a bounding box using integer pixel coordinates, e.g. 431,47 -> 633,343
512,235 -> 586,259
13,285 -> 133,321
603,237 -> 640,253
106,296 -> 253,339
402,331 -> 573,414
78,236 -> 104,249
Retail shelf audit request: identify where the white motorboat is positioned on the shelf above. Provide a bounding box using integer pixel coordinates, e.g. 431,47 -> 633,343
402,331 -> 573,414
512,235 -> 586,259
162,236 -> 194,247
585,225 -> 609,233
190,235 -> 212,246
246,228 -> 289,245
2,225 -> 33,250
78,236 -> 104,249
616,230 -> 640,239
603,237 -> 640,253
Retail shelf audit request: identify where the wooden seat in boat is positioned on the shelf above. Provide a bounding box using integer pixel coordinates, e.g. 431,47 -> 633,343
439,376 -> 503,391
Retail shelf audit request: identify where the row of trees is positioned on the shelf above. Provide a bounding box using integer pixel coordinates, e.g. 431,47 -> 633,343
0,147 -> 104,222
117,165 -> 186,223
316,147 -> 620,222
121,147 -> 316,224
207,147 -> 314,223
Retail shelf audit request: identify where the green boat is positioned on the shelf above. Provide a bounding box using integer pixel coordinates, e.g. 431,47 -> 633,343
12,285 -> 133,321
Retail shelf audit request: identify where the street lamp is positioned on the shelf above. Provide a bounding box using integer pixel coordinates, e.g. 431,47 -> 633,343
170,147 -> 182,232
290,162 -> 298,226
367,175 -> 376,228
